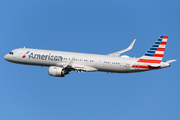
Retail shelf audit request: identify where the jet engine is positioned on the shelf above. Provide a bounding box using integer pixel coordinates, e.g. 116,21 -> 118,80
48,66 -> 69,77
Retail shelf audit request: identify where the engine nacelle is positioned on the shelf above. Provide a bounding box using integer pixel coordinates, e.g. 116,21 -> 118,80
48,66 -> 67,77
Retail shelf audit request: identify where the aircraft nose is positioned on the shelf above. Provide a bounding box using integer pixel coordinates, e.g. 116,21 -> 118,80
4,54 -> 9,60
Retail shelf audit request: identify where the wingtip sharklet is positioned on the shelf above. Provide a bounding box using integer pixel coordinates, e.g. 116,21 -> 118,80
108,39 -> 136,57
128,39 -> 136,50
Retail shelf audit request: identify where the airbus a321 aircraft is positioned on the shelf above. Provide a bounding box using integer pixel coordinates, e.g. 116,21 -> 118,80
4,36 -> 176,77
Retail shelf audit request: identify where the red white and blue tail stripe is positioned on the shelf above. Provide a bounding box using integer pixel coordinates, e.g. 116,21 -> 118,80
138,36 -> 168,64
132,36 -> 168,69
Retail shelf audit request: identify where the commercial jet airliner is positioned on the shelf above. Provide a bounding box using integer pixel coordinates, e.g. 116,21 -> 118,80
4,36 -> 176,77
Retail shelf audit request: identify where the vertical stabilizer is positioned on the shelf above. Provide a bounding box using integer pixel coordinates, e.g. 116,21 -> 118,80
138,36 -> 168,64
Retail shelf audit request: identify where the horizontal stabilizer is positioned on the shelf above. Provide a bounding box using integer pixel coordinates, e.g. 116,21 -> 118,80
107,39 -> 136,57
165,59 -> 177,63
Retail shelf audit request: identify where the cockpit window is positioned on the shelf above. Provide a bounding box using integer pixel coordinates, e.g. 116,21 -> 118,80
9,52 -> 14,55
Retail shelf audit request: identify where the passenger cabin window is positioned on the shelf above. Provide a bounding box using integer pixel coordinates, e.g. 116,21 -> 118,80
9,52 -> 14,55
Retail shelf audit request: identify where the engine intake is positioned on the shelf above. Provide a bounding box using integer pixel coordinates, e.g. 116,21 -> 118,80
48,66 -> 68,77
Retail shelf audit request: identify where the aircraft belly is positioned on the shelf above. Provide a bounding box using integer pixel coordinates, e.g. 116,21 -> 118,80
96,64 -> 130,73
22,58 -> 57,66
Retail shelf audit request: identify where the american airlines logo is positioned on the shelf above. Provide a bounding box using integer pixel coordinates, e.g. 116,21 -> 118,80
22,51 -> 30,58
28,52 -> 63,61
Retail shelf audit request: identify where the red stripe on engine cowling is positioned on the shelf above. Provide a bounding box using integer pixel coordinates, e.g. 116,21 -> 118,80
137,59 -> 161,64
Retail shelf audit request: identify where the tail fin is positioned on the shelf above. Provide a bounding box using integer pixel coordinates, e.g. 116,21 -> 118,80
138,36 -> 168,64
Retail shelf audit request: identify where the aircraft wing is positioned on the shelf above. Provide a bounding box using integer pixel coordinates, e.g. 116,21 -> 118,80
72,65 -> 97,72
107,39 -> 136,57
56,58 -> 97,72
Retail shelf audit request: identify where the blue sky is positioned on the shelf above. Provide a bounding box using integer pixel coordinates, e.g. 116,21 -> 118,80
1,0 -> 180,120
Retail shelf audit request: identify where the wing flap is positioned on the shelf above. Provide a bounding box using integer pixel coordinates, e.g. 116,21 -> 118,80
72,64 -> 97,72
56,58 -> 97,72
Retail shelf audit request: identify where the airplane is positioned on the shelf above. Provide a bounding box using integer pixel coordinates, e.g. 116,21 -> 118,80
4,36 -> 176,77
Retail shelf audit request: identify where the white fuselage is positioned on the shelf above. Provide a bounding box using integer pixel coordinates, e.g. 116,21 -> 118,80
4,48 -> 146,73
4,36 -> 174,77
